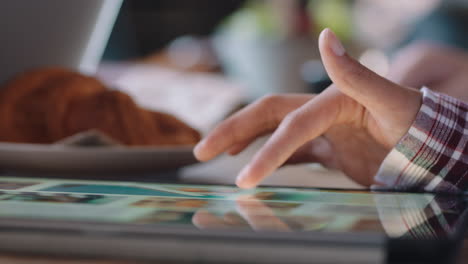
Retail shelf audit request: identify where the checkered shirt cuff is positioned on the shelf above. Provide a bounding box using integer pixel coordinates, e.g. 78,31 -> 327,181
373,87 -> 468,193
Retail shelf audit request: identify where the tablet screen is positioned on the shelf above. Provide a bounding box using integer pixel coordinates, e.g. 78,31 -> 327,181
0,176 -> 465,240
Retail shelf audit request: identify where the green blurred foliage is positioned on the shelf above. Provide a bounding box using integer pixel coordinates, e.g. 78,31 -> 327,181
308,0 -> 352,41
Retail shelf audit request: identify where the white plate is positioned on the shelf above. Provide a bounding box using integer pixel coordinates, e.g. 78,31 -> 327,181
0,142 -> 198,174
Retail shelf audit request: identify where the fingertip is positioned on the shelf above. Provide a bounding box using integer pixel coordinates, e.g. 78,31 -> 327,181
319,28 -> 345,57
235,174 -> 258,189
235,179 -> 254,189
193,144 -> 204,160
235,165 -> 257,189
236,183 -> 257,190
193,141 -> 212,162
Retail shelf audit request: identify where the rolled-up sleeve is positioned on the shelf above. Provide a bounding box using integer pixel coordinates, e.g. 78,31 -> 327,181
373,87 -> 468,193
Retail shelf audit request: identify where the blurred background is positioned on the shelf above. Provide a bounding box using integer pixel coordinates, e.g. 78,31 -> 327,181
0,0 -> 467,187
96,0 -> 468,132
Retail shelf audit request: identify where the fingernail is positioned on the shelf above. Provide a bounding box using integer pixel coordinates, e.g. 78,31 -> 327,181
325,28 -> 345,56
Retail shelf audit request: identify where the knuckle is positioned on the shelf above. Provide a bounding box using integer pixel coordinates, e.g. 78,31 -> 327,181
257,94 -> 282,107
281,112 -> 301,129
216,120 -> 235,134
256,94 -> 284,126
220,121 -> 244,142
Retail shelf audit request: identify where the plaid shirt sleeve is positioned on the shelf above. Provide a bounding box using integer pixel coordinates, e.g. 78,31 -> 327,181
372,87 -> 468,193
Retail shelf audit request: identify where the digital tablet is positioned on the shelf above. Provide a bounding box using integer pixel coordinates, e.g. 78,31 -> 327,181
0,176 -> 465,264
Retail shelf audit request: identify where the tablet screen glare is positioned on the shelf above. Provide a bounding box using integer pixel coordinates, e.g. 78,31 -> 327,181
0,177 -> 464,239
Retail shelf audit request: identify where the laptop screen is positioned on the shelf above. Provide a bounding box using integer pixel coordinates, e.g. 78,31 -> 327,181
0,0 -> 121,83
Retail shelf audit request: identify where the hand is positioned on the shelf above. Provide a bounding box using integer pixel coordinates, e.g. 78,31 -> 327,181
388,43 -> 468,102
194,29 -> 422,188
192,196 -> 290,231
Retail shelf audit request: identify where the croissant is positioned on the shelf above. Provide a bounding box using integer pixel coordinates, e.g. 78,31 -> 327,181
0,68 -> 201,146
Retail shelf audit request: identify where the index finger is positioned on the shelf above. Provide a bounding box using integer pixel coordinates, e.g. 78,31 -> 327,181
194,94 -> 313,161
236,89 -> 341,188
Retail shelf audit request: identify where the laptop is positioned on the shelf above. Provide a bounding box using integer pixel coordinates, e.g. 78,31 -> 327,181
0,0 -> 122,83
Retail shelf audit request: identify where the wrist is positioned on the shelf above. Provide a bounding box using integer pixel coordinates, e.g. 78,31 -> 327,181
373,87 -> 466,193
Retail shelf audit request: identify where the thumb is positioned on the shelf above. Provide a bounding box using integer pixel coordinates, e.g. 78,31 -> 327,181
318,28 -> 416,116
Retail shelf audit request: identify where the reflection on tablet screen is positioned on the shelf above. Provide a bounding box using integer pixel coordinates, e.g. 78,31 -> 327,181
0,177 -> 464,240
